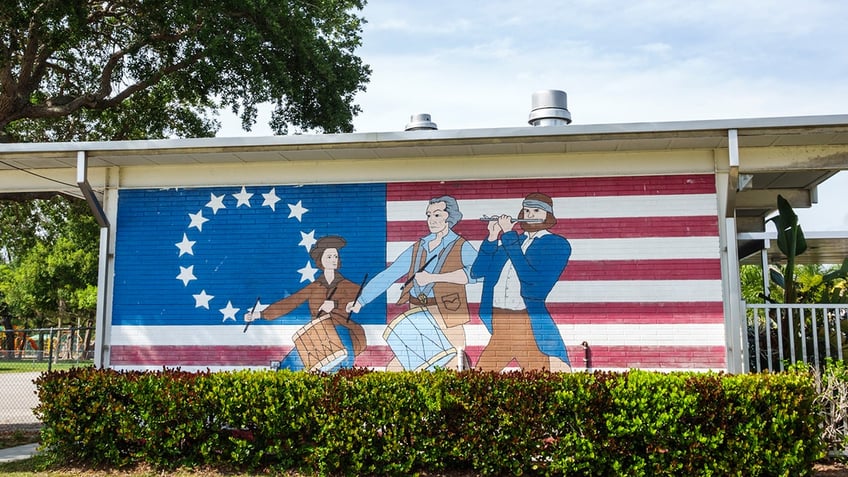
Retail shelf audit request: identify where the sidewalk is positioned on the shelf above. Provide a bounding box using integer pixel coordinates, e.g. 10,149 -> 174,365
0,443 -> 39,463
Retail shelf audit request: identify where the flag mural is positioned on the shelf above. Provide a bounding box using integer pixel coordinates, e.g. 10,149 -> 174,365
111,183 -> 389,369
110,173 -> 725,371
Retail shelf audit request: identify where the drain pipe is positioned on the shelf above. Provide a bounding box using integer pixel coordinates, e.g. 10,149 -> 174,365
581,341 -> 591,370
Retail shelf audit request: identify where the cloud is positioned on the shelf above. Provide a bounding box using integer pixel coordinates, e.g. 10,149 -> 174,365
343,1 -> 848,133
215,0 -> 848,135
213,1 -> 848,233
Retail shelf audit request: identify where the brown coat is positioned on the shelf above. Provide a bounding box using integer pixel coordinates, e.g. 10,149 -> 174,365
263,274 -> 366,355
397,238 -> 471,328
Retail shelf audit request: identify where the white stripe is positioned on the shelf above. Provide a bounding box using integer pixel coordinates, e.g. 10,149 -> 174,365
568,237 -> 720,261
386,236 -> 720,262
385,279 -> 723,303
466,323 -> 725,347
387,194 -> 717,222
555,323 -> 725,347
554,279 -> 723,302
111,325 -> 302,346
112,323 -> 725,348
111,324 -> 394,347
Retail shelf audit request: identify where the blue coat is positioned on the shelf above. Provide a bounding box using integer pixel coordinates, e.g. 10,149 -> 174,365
471,230 -> 571,364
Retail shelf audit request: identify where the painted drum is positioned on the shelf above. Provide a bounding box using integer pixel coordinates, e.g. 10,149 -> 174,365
382,307 -> 456,371
293,316 -> 347,372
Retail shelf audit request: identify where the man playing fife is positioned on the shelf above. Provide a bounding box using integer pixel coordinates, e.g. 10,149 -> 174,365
472,192 -> 572,372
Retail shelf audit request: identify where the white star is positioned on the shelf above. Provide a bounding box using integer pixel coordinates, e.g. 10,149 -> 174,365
299,230 -> 317,252
248,301 -> 269,314
188,210 -> 209,231
219,301 -> 240,322
261,188 -> 281,211
287,200 -> 308,222
233,186 -> 253,207
193,290 -> 214,309
297,261 -> 319,283
176,265 -> 197,286
206,193 -> 226,214
242,301 -> 269,321
175,233 -> 196,256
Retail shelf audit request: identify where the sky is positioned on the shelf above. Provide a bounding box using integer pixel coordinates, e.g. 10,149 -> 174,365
216,0 -> 848,230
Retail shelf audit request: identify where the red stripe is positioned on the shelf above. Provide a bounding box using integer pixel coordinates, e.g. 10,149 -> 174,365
574,345 -> 727,369
460,345 -> 725,370
388,216 -> 719,242
356,345 -> 725,370
556,216 -> 719,239
110,345 -> 285,366
386,302 -> 725,325
111,344 -> 726,370
548,302 -> 725,324
564,259 -> 722,280
386,174 -> 716,201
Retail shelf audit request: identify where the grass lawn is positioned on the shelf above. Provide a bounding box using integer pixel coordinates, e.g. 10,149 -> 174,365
0,427 -> 39,449
0,361 -> 92,374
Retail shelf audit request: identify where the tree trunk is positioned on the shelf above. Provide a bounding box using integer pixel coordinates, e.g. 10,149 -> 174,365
1,313 -> 13,359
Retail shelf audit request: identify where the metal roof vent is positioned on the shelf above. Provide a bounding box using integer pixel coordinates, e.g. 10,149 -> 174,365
528,90 -> 572,126
404,113 -> 438,131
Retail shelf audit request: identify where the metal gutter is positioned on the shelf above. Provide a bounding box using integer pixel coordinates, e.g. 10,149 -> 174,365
0,114 -> 847,155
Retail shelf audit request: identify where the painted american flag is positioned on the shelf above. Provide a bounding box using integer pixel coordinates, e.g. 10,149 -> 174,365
109,173 -> 725,371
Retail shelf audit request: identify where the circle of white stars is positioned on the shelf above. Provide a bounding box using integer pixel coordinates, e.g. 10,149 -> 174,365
174,186 -> 319,322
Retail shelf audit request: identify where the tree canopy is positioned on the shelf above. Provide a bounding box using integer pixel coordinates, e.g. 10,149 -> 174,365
0,0 -> 371,142
0,196 -> 99,328
0,0 -> 371,332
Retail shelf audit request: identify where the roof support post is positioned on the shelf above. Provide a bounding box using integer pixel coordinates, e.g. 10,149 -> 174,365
77,151 -> 113,368
723,216 -> 747,373
76,151 -> 109,228
725,129 -> 739,217
721,128 -> 748,372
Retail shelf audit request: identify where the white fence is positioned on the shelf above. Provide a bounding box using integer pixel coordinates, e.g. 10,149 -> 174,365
745,303 -> 848,372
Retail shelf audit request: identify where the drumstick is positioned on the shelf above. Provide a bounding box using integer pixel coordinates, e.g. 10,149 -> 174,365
325,286 -> 337,305
400,254 -> 439,290
242,296 -> 261,333
347,273 -> 368,323
314,286 -> 338,320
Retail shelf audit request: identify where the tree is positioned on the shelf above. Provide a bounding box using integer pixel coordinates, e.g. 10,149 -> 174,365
751,195 -> 848,368
0,0 -> 371,335
0,0 -> 371,142
767,194 -> 808,304
6,81 -> 221,141
0,196 -> 99,331
0,294 -> 14,357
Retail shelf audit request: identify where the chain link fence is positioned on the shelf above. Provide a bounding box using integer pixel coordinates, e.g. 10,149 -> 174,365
0,327 -> 94,431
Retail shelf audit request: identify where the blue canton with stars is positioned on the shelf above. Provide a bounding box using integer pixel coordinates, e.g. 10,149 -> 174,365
112,184 -> 387,326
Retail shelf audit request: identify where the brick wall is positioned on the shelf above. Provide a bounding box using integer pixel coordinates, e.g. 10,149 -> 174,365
109,174 -> 726,372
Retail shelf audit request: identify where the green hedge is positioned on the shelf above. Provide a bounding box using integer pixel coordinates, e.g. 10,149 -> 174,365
34,368 -> 824,476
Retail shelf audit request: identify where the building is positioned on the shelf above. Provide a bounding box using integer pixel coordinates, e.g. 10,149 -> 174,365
2,92 -> 847,373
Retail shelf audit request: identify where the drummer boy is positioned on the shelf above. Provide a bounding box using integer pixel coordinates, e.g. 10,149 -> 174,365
346,195 -> 477,370
245,235 -> 366,371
